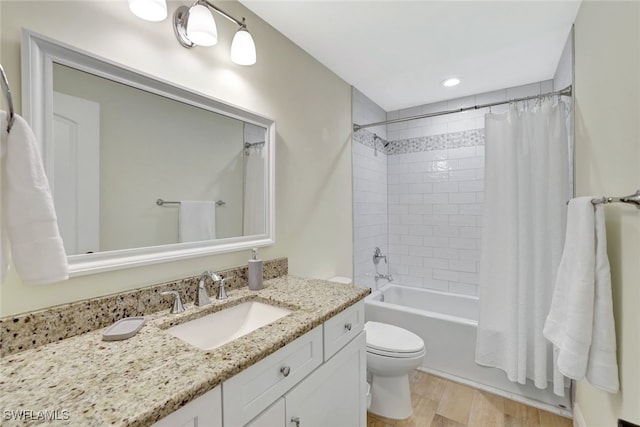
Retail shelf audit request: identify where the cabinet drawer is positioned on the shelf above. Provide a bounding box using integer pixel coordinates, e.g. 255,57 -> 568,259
223,326 -> 323,426
323,300 -> 364,360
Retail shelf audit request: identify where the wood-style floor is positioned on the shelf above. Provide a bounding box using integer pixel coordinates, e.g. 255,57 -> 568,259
367,371 -> 573,427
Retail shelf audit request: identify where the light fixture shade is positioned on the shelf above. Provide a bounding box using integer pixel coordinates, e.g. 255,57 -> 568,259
129,0 -> 167,22
231,28 -> 257,65
186,4 -> 218,47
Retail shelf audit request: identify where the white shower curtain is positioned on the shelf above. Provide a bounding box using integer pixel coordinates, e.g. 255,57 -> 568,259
475,98 -> 571,395
243,143 -> 265,235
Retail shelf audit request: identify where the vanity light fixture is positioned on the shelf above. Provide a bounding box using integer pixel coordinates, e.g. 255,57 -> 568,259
172,1 -> 257,65
441,77 -> 461,87
128,0 -> 168,22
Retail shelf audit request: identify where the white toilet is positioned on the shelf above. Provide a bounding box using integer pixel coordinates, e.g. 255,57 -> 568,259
365,321 -> 425,419
329,277 -> 426,420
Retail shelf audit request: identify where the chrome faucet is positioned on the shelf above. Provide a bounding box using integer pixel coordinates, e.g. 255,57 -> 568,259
195,271 -> 216,306
375,272 -> 394,284
196,271 -> 230,306
373,247 -> 393,286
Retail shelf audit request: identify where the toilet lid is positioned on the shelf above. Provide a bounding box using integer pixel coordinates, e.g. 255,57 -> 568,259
365,321 -> 425,355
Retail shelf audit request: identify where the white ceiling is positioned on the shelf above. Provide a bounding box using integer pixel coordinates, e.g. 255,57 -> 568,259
239,0 -> 581,111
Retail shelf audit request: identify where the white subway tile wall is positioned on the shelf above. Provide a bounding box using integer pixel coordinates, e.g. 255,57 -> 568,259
353,139 -> 388,289
352,88 -> 389,289
353,80 -> 553,295
387,142 -> 484,295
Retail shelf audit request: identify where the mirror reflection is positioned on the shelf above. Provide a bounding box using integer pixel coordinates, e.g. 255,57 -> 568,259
51,64 -> 266,255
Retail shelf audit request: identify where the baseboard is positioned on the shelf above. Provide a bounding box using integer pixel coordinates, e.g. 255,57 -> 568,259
573,402 -> 586,427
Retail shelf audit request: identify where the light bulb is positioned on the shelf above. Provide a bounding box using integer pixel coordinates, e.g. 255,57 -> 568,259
231,28 -> 257,65
129,0 -> 167,22
442,77 -> 461,87
186,4 -> 218,46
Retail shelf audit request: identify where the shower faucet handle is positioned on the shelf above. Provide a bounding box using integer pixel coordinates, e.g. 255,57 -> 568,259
373,247 -> 387,264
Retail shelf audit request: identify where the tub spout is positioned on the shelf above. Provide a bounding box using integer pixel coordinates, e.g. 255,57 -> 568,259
375,272 -> 393,285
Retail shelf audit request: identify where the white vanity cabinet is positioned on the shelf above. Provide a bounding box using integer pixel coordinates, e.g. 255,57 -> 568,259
151,385 -> 222,427
247,332 -> 366,427
223,326 -> 325,426
285,331 -> 366,427
226,300 -> 366,427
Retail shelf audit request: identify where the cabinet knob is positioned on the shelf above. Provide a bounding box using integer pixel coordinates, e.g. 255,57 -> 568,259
280,365 -> 291,377
291,416 -> 300,427
344,322 -> 352,331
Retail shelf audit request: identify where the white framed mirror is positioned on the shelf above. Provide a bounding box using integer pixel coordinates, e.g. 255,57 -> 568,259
21,30 -> 275,277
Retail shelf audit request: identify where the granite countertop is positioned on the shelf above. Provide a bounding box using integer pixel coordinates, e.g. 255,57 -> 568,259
0,276 -> 370,427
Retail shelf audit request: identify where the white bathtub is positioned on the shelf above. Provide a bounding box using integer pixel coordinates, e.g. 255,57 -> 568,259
365,284 -> 571,414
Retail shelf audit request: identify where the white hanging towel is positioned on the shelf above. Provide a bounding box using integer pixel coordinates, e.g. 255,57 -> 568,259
1,111 -> 69,285
543,197 -> 619,394
179,201 -> 216,243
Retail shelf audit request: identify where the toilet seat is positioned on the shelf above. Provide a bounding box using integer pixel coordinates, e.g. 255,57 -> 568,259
365,321 -> 425,358
367,346 -> 425,358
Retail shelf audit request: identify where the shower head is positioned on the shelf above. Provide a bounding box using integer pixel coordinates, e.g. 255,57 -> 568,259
373,134 -> 390,148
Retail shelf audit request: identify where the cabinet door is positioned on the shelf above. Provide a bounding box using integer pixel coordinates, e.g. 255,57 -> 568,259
246,398 -> 285,427
285,332 -> 366,427
151,385 -> 222,427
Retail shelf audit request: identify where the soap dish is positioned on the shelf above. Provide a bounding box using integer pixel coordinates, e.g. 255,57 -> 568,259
102,317 -> 146,341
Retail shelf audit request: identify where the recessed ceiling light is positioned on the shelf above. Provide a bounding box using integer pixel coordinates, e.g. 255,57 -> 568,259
442,77 -> 461,87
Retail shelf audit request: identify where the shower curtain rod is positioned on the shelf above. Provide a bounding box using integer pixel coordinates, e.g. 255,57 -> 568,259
353,85 -> 572,132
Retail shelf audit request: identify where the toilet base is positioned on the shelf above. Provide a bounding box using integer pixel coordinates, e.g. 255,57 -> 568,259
368,373 -> 413,420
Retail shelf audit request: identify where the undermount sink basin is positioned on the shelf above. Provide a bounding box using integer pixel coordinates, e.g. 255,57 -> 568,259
165,301 -> 292,350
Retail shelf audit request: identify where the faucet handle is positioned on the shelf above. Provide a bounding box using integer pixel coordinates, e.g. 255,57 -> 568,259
373,247 -> 387,265
217,276 -> 233,300
160,291 -> 185,314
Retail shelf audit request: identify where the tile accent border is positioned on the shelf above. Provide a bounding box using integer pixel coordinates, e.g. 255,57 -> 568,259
354,128 -> 484,155
0,257 -> 288,357
387,128 -> 485,154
